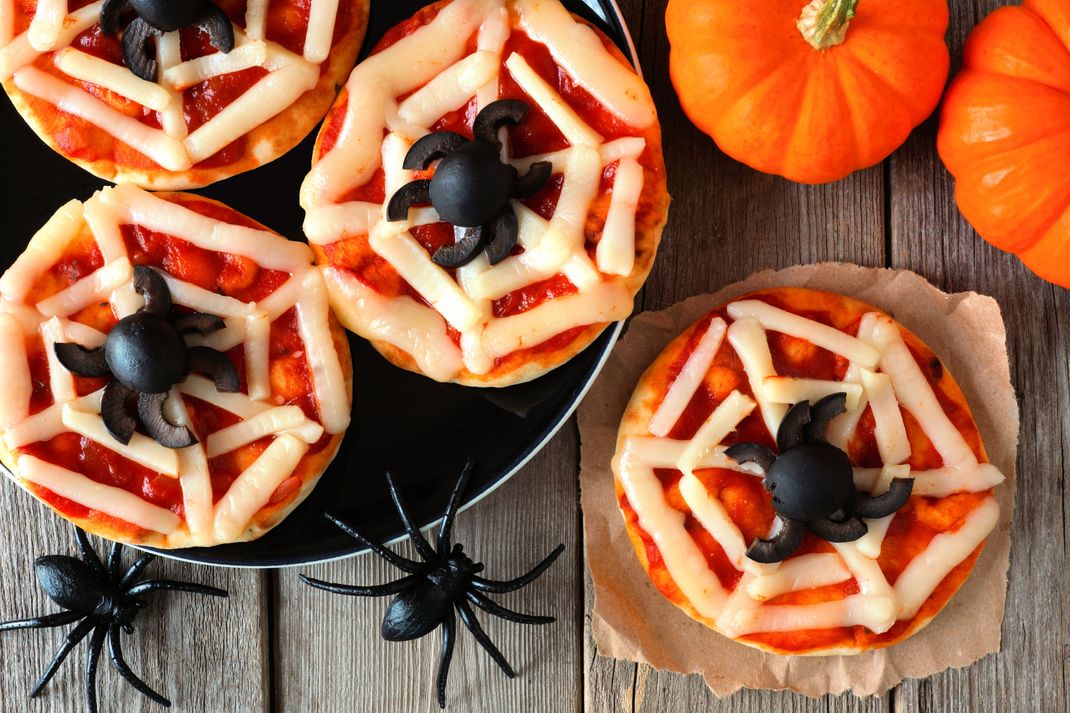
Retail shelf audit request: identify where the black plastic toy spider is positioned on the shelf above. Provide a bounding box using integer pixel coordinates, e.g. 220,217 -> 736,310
101,0 -> 234,82
386,99 -> 553,269
54,265 -> 239,448
726,393 -> 915,563
301,462 -> 565,709
0,527 -> 227,713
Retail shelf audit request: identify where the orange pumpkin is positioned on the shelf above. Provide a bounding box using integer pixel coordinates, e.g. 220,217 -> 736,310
666,0 -> 950,184
938,0 -> 1070,288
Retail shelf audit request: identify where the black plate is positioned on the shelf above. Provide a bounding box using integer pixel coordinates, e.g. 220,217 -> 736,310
1,0 -> 635,567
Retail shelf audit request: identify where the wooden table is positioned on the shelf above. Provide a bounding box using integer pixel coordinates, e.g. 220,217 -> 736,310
1,0 -> 1064,711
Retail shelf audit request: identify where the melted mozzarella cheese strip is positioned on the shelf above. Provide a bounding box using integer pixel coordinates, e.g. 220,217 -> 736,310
726,316 -> 785,437
244,311 -> 271,401
83,192 -> 127,265
304,0 -> 340,63
728,300 -> 881,368
617,436 -> 758,475
762,376 -> 863,411
163,40 -> 268,91
213,434 -> 309,541
0,1 -> 100,80
397,51 -> 498,127
163,274 -> 253,318
860,368 -> 910,464
721,594 -> 896,637
676,391 -> 755,476
616,456 -> 727,616
866,313 -> 977,467
370,224 -> 483,332
3,402 -> 65,450
648,317 -> 727,437
679,472 -> 767,575
155,31 -> 187,140
504,52 -> 602,147
514,0 -> 655,128
206,406 -> 323,457
853,463 -> 1004,498
511,136 -> 646,173
245,0 -> 269,40
103,185 -> 313,272
162,389 -> 214,543
294,270 -> 350,433
13,67 -> 191,170
894,496 -> 999,619
36,258 -> 132,318
179,375 -> 269,419
19,455 -> 181,533
41,317 -> 76,403
184,60 -> 319,163
53,47 -> 172,111
744,554 -> 851,602
27,0 -> 66,52
856,514 -> 894,559
596,157 -> 644,276
0,199 -> 83,301
303,202 -> 382,244
0,312 -> 31,427
0,0 -> 14,46
62,405 -> 180,477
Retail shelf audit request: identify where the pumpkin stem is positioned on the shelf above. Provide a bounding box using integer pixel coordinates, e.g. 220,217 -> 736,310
797,0 -> 859,50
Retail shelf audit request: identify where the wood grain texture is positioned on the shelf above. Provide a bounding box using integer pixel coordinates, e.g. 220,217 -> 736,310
0,483 -> 270,713
889,1 -> 1069,712
274,428 -> 581,712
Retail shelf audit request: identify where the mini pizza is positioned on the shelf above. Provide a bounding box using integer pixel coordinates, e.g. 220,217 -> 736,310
0,0 -> 368,189
300,0 -> 669,386
612,288 -> 1005,655
0,184 -> 353,549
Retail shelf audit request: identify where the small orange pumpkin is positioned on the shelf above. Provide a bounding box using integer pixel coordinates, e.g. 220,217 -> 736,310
666,0 -> 950,184
938,0 -> 1070,288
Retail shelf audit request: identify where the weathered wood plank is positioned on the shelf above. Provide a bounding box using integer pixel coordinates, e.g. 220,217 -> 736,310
274,427 -> 581,712
0,484 -> 269,713
582,0 -> 888,710
889,3 -> 1070,713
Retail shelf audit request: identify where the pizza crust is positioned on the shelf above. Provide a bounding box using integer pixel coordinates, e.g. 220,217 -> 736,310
2,1 -> 369,190
613,287 -> 998,655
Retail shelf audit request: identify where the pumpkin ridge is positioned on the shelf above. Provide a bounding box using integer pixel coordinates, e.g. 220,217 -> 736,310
836,41 -> 945,121
961,6 -> 1070,93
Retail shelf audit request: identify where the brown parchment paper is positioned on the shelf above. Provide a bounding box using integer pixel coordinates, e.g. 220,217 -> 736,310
578,263 -> 1017,697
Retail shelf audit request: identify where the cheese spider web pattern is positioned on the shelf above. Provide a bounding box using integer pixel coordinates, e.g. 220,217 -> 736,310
300,0 -> 668,385
0,184 -> 351,549
613,294 -> 1005,653
0,0 -> 361,188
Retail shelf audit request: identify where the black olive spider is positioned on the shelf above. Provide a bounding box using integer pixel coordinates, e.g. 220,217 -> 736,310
300,462 -> 565,709
386,99 -> 554,269
0,527 -> 227,713
726,393 -> 915,563
100,0 -> 235,82
53,265 -> 239,449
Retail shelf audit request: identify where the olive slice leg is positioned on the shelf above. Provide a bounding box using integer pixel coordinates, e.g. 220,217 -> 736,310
54,343 -> 110,378
803,392 -> 847,443
850,478 -> 915,519
432,226 -> 485,269
724,442 -> 777,475
512,161 -> 553,198
807,513 -> 868,542
187,347 -> 239,393
132,266 -> 171,316
473,99 -> 529,147
403,132 -> 468,171
172,312 -> 225,336
101,381 -> 136,445
386,180 -> 432,222
776,400 -> 812,453
195,2 -> 235,54
483,206 -> 519,265
746,517 -> 806,563
99,0 -> 131,36
121,18 -> 161,82
137,392 -> 196,449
